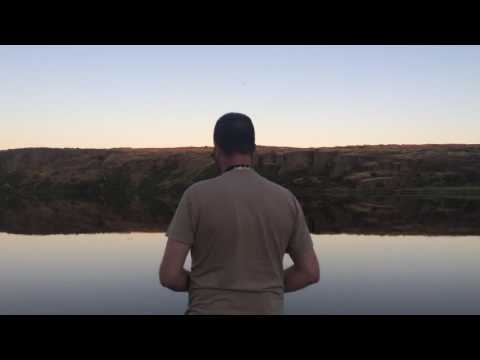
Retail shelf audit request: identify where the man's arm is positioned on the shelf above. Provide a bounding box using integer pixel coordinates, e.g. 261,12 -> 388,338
284,247 -> 320,293
284,194 -> 320,293
159,239 -> 191,292
160,186 -> 196,292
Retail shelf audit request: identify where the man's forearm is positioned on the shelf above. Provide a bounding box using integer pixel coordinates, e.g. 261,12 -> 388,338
284,265 -> 316,293
165,269 -> 191,292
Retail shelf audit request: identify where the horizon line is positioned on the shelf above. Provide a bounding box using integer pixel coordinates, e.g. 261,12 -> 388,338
2,143 -> 480,152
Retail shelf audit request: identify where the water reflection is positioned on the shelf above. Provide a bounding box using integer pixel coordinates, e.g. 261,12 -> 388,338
1,195 -> 480,235
2,194 -> 479,314
0,232 -> 479,314
303,195 -> 480,235
0,198 -> 171,235
0,233 -> 188,315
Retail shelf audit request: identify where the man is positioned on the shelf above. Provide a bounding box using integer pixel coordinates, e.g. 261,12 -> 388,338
159,112 -> 320,315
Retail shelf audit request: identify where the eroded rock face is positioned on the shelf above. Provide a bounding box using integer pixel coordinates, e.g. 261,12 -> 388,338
331,154 -> 360,179
257,152 -> 283,166
278,150 -> 313,175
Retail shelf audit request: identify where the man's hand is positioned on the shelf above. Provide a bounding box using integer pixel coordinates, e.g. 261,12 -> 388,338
159,239 -> 191,292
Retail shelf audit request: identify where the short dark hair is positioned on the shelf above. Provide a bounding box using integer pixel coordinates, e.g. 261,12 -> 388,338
213,113 -> 255,155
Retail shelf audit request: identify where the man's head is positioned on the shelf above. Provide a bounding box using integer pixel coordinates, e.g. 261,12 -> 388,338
212,112 -> 256,172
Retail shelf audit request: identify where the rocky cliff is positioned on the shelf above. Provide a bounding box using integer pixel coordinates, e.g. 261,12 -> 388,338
1,145 -> 480,209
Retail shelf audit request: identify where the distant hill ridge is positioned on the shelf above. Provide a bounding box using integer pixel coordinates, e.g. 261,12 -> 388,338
1,144 -> 480,211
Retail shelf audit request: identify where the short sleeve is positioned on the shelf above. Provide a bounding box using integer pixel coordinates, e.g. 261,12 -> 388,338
287,195 -> 314,257
166,188 -> 196,246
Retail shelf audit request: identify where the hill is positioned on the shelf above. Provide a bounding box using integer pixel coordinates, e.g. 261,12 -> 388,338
1,144 -> 480,235
1,144 -> 480,205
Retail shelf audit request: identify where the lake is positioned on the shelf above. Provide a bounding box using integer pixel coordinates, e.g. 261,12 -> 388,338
1,231 -> 479,314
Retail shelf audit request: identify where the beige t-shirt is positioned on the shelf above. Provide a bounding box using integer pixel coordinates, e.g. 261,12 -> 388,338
166,167 -> 313,315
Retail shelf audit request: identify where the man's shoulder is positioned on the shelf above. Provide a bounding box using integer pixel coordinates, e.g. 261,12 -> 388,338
258,175 -> 294,197
182,176 -> 222,197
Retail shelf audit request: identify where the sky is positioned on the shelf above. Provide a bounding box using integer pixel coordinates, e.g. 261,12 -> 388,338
0,45 -> 479,150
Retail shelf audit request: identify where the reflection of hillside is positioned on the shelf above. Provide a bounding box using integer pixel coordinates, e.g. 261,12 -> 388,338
0,199 -> 171,235
300,195 -> 480,235
1,195 -> 480,235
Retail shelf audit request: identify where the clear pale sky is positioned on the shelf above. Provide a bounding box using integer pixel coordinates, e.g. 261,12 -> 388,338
1,45 -> 479,150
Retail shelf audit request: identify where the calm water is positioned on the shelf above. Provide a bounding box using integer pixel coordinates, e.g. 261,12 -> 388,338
1,232 -> 479,314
